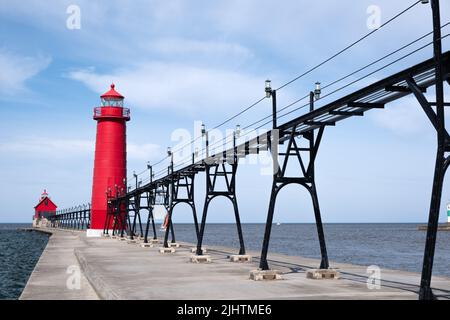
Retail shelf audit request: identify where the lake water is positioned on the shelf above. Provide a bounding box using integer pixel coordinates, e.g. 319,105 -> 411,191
0,223 -> 49,300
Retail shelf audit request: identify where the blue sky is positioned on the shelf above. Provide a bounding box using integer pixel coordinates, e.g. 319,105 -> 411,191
0,0 -> 450,223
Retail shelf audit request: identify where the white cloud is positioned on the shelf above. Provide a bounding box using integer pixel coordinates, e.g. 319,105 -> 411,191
370,92 -> 450,137
0,138 -> 93,158
147,38 -> 253,59
127,143 -> 161,161
370,102 -> 428,136
0,137 -> 160,161
68,62 -> 264,115
0,49 -> 51,94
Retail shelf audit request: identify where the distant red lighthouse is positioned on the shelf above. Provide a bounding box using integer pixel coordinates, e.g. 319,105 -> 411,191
34,189 -> 57,219
88,84 -> 130,237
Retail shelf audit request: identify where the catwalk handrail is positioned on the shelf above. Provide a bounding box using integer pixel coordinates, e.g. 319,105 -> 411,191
48,204 -> 91,230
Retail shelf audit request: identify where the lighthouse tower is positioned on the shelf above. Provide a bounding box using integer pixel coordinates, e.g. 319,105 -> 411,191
87,84 -> 130,237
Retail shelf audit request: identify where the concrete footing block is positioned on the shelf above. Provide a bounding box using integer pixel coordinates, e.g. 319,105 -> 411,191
110,236 -> 117,239
102,234 -> 110,238
230,255 -> 252,263
159,247 -> 176,254
168,242 -> 180,248
306,269 -> 340,280
249,269 -> 282,281
126,239 -> 138,244
190,255 -> 212,263
149,239 -> 160,244
190,248 -> 207,253
140,242 -> 154,248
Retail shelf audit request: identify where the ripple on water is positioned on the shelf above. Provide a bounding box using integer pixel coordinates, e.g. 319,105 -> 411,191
0,224 -> 49,300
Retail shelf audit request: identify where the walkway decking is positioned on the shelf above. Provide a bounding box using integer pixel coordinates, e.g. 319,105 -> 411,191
20,228 -> 450,300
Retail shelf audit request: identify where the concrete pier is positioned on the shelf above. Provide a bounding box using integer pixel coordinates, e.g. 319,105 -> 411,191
19,229 -> 98,300
20,228 -> 450,300
418,223 -> 450,231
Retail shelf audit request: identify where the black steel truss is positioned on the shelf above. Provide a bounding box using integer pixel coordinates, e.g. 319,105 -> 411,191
195,158 -> 246,256
155,181 -> 176,244
259,120 -> 329,270
126,191 -> 144,239
163,169 -> 200,248
103,186 -> 128,238
142,189 -> 158,243
406,74 -> 450,299
416,0 -> 448,300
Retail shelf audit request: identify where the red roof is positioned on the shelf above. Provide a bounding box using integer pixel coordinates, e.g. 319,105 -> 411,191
34,196 -> 57,210
101,83 -> 124,99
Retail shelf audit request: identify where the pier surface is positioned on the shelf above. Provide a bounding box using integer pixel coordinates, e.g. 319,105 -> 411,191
20,228 -> 450,300
20,229 -> 98,300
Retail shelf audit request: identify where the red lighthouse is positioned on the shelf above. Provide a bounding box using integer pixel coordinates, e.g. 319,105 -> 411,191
88,84 -> 130,237
34,190 -> 57,219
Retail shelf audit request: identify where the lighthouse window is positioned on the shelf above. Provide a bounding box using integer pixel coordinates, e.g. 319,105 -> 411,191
101,98 -> 123,107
